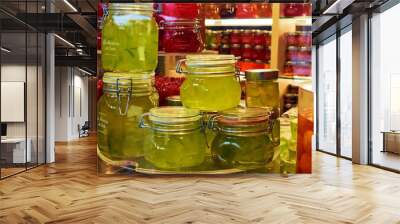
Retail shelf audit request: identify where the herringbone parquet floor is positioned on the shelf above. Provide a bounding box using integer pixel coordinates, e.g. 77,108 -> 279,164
1,135 -> 400,224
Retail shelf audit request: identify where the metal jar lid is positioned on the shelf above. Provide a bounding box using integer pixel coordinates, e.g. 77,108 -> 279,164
254,45 -> 265,50
243,44 -> 252,49
166,95 -> 182,106
287,46 -> 298,51
245,69 -> 279,81
231,44 -> 241,48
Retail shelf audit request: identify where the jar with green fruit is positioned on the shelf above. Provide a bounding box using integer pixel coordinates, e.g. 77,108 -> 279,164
139,106 -> 207,170
97,73 -> 159,161
209,107 -> 279,170
177,54 -> 241,111
101,3 -> 158,73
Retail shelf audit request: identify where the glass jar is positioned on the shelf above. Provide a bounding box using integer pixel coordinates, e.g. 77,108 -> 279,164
154,75 -> 185,106
203,3 -> 220,19
102,4 -> 158,73
209,107 -> 278,170
242,44 -> 253,61
257,3 -> 272,18
220,3 -> 236,18
177,54 -> 241,111
230,44 -> 242,57
140,106 -> 206,169
283,61 -> 295,77
220,44 -> 231,54
298,47 -> 312,61
241,30 -> 254,44
160,19 -> 204,53
253,30 -> 267,45
245,69 -> 280,115
253,45 -> 267,61
236,3 -> 257,18
302,3 -> 312,16
97,73 -> 159,161
230,29 -> 241,44
293,62 -> 311,77
298,31 -> 312,46
281,3 -> 303,17
221,30 -> 231,44
287,32 -> 298,46
287,46 -> 299,61
159,3 -> 200,20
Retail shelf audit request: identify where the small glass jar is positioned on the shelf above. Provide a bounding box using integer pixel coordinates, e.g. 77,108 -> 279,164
242,44 -> 253,61
293,62 -> 311,77
220,44 -> 231,54
221,30 -> 231,44
253,30 -> 268,45
97,73 -> 159,161
159,3 -> 200,20
102,4 -> 158,73
286,46 -> 299,61
297,31 -> 312,46
297,47 -> 312,61
203,3 -> 220,19
257,3 -> 272,18
220,3 -> 236,18
281,3 -> 304,17
302,4 -> 312,16
230,29 -> 241,44
241,30 -> 254,44
253,45 -> 267,61
160,19 -> 204,53
283,61 -> 295,77
245,69 -> 280,115
177,54 -> 241,111
230,44 -> 242,57
236,3 -> 257,18
140,106 -> 206,170
209,107 -> 278,170
154,75 -> 185,106
287,32 -> 298,46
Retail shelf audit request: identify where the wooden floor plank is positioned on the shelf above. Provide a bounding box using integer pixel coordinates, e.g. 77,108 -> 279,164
0,135 -> 399,224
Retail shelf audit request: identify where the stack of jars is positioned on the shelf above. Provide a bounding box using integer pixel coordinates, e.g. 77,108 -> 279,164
138,56 -> 280,171
206,29 -> 271,64
206,3 -> 273,19
98,3 -> 160,161
283,29 -> 312,77
155,3 -> 205,53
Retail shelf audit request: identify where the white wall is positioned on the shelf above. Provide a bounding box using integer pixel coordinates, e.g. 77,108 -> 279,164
54,67 -> 89,141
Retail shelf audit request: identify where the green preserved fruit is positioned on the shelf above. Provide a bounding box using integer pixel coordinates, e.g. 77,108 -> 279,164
279,118 -> 297,174
97,94 -> 158,161
102,9 -> 158,73
144,131 -> 206,170
180,75 -> 241,111
211,133 -> 274,170
246,80 -> 279,110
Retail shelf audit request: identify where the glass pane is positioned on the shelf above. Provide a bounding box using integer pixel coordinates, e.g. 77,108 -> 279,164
371,5 -> 400,171
38,32 -> 46,165
1,31 -> 28,177
339,29 -> 352,158
317,37 -> 337,154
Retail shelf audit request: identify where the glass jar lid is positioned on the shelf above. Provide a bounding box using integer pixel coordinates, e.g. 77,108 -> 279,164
166,95 -> 182,106
245,69 -> 278,81
102,72 -> 155,94
176,54 -> 237,75
109,3 -> 154,11
160,19 -> 201,29
149,106 -> 201,125
217,107 -> 272,126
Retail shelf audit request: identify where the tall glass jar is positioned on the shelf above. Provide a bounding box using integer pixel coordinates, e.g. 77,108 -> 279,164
245,69 -> 280,115
177,54 -> 241,111
97,73 -> 159,161
139,106 -> 206,170
101,4 -> 158,73
209,107 -> 278,170
160,19 -> 204,53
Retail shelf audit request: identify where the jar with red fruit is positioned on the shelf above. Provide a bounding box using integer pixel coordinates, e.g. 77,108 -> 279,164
155,76 -> 185,106
160,19 -> 204,53
283,61 -> 295,77
230,44 -> 242,57
230,30 -> 241,44
241,30 -> 254,44
220,3 -> 236,18
297,47 -> 311,62
293,62 -> 311,77
286,46 -> 299,61
159,3 -> 200,20
221,30 -> 231,44
220,44 -> 231,54
236,3 -> 257,18
253,45 -> 268,61
302,4 -> 312,16
281,3 -> 303,17
203,3 -> 220,19
257,3 -> 272,18
297,31 -> 312,46
242,44 -> 253,61
287,32 -> 298,46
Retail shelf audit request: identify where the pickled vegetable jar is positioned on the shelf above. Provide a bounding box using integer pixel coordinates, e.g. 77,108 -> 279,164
97,73 -> 159,161
102,3 -> 158,73
160,19 -> 204,53
245,69 -> 280,114
210,107 -> 278,170
178,54 -> 241,111
140,106 -> 206,170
